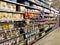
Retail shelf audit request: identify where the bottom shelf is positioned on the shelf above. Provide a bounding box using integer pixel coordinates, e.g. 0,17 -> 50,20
31,26 -> 58,45
0,26 -> 58,45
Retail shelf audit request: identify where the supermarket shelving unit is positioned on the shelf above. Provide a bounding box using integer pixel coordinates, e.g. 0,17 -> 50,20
0,0 -> 59,45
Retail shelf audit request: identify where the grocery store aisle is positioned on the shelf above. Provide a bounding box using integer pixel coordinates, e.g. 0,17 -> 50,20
33,27 -> 60,45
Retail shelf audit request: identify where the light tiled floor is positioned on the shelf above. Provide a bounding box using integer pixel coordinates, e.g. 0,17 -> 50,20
33,27 -> 60,45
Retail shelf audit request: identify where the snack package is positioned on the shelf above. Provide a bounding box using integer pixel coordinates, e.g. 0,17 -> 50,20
11,4 -> 16,12
11,30 -> 16,36
6,31 -> 11,39
0,23 -> 3,30
0,1 -> 7,10
0,12 -> 3,20
19,35 -> 24,42
19,14 -> 24,21
19,41 -> 24,45
9,23 -> 14,29
11,39 -> 17,45
0,33 -> 5,40
3,23 -> 9,30
17,37 -> 20,44
18,6 -> 26,12
8,13 -> 13,21
15,29 -> 20,36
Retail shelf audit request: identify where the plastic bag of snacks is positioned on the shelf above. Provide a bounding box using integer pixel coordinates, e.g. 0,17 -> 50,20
11,38 -> 17,45
9,23 -> 14,29
18,6 -> 26,12
0,1 -> 7,10
7,3 -> 16,12
6,31 -> 12,39
3,23 -> 9,30
0,32 -> 5,40
14,29 -> 20,36
11,30 -> 16,36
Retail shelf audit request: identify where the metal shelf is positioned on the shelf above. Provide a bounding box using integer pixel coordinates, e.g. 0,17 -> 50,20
28,0 -> 51,10
3,0 -> 41,10
0,33 -> 25,44
0,10 -> 24,14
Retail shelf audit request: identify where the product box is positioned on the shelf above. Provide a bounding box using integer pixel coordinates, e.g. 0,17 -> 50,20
0,32 -> 5,40
7,3 -> 16,12
0,1 -> 7,10
0,12 -> 3,21
8,13 -> 13,21
18,6 -> 26,12
19,35 -> 24,42
3,23 -> 9,30
9,23 -> 14,29
0,23 -> 3,30
11,30 -> 16,36
6,31 -> 11,39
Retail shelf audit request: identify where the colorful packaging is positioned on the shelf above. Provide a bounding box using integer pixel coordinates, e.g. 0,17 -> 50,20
0,33 -> 5,40
19,35 -> 24,42
9,23 -> 14,29
18,6 -> 26,12
6,31 -> 11,38
3,23 -> 9,30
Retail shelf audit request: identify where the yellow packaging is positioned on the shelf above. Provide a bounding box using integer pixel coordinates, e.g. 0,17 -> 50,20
0,12 -> 3,19
3,23 -> 9,30
13,14 -> 17,21
8,13 -> 12,20
12,4 -> 16,12
9,23 -> 14,29
18,6 -> 26,12
0,1 -> 7,9
0,23 -> 3,30
7,3 -> 12,11
12,14 -> 16,20
19,14 -> 24,20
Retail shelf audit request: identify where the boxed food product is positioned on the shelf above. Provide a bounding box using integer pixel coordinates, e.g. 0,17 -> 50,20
11,30 -> 16,36
19,14 -> 24,21
19,41 -> 24,45
15,29 -> 20,36
0,23 -> 3,30
6,31 -> 11,39
9,23 -> 14,29
11,4 -> 16,12
0,1 -> 7,10
8,13 -> 13,21
17,37 -> 20,44
2,12 -> 8,21
18,6 -> 26,12
27,39 -> 30,45
19,35 -> 24,42
11,38 -> 17,45
36,34 -> 39,40
0,12 -> 3,20
0,32 -> 5,40
7,3 -> 16,12
3,23 -> 9,30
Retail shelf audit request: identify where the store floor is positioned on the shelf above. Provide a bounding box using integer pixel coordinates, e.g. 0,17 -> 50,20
33,27 -> 60,45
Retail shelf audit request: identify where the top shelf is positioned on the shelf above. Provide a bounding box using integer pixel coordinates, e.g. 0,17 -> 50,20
3,0 -> 41,10
2,0 -> 57,13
